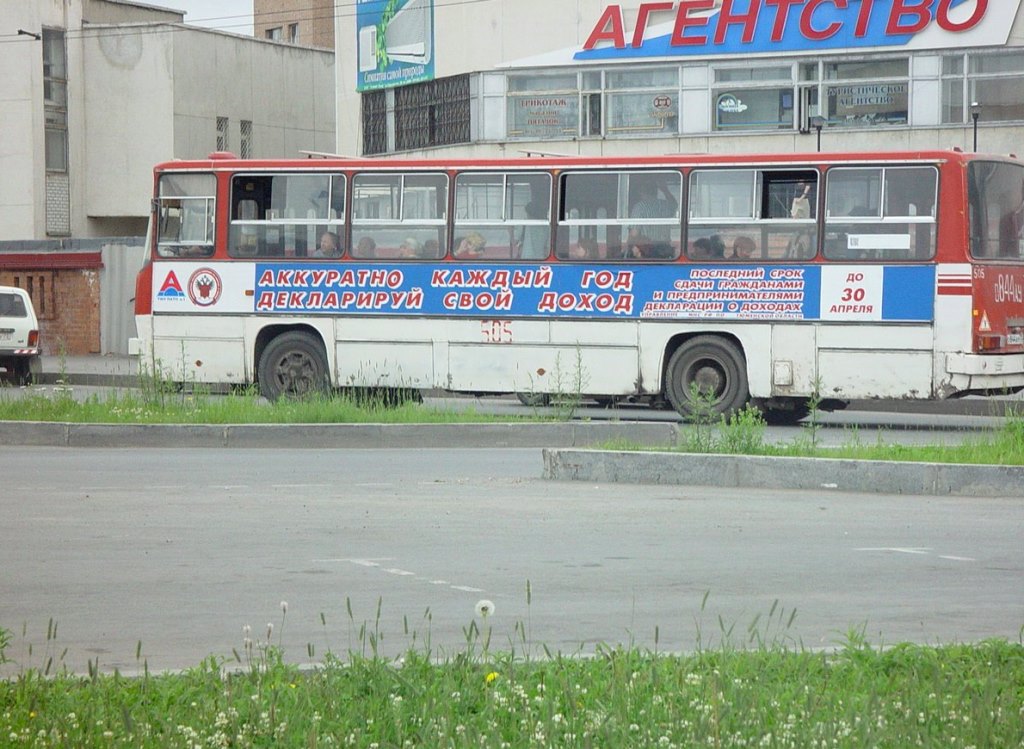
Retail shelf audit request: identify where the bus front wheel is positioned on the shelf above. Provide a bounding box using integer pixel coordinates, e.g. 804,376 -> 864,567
258,332 -> 330,401
665,336 -> 749,420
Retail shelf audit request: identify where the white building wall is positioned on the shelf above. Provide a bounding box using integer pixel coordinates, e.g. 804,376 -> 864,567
84,24 -> 176,223
0,0 -> 79,239
172,32 -> 335,159
1,2 -> 335,242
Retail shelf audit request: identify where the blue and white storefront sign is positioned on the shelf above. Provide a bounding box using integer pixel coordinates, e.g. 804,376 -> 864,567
503,0 -> 1022,68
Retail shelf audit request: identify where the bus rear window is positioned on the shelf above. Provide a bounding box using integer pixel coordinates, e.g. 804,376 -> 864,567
969,161 -> 1024,260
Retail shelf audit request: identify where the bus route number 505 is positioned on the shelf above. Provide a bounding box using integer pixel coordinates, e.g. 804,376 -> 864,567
481,320 -> 513,343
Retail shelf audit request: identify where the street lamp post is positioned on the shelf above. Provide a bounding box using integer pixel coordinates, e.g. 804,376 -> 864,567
970,102 -> 981,152
808,116 -> 827,152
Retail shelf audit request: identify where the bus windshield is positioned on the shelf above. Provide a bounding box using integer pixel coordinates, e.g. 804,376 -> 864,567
969,161 -> 1024,261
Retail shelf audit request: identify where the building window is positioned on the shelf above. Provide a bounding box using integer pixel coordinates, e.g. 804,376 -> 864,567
507,73 -> 579,139
217,116 -> 229,152
821,59 -> 909,128
605,68 -> 679,136
265,27 -> 282,41
288,23 -> 299,44
362,90 -> 387,155
943,52 -> 1024,124
42,28 -> 68,173
240,120 -> 253,159
394,75 -> 471,151
711,65 -> 795,132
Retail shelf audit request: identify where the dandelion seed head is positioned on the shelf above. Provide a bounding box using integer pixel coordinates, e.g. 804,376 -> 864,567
280,601 -> 288,613
475,599 -> 495,618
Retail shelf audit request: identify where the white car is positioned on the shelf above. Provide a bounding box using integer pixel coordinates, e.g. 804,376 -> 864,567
0,285 -> 42,385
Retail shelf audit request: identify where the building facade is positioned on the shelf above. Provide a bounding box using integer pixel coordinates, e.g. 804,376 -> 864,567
1,0 -> 334,354
255,0 -> 335,50
337,0 -> 1024,159
1,0 -> 336,243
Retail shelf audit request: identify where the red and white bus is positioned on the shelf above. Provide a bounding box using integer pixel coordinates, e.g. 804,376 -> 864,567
134,149 -> 1024,421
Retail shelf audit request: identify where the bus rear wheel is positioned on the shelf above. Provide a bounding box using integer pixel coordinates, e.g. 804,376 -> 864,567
665,336 -> 749,420
258,331 -> 330,401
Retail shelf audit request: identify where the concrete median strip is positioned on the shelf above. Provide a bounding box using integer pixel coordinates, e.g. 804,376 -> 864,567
3,418 -> 1020,497
542,449 -> 1024,498
0,420 -> 679,450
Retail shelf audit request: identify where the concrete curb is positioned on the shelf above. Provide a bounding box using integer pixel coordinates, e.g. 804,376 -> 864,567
0,421 -> 681,449
542,449 -> 1024,498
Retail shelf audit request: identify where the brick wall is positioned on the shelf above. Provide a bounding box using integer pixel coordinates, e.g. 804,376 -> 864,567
1,262 -> 102,356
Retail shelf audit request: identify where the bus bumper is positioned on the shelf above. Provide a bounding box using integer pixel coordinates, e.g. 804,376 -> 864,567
943,353 -> 1024,396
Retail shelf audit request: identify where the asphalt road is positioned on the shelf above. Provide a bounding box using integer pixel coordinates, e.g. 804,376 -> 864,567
2,447 -> 1021,676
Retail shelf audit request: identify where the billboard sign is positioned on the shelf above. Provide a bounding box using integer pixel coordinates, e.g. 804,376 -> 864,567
356,0 -> 434,91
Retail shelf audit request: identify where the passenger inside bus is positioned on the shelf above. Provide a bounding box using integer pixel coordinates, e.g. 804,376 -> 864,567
311,231 -> 341,258
566,237 -> 601,260
353,236 -> 376,258
730,235 -> 757,260
690,235 -> 725,260
626,179 -> 676,258
454,232 -> 486,259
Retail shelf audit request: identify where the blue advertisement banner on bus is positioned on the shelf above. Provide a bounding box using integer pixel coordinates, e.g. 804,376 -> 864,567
356,0 -> 434,92
244,263 -> 935,322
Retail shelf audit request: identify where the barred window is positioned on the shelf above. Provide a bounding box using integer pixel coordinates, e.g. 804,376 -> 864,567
362,90 -> 387,155
240,120 -> 253,159
216,116 -> 229,152
394,75 -> 470,151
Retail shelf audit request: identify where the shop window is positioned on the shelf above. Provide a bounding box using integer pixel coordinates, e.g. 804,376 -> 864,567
821,59 -> 909,127
604,68 -> 679,136
507,73 -> 579,139
711,66 -> 795,132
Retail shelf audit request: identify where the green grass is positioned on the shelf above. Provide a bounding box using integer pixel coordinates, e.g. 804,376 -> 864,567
651,402 -> 1024,466
2,630 -> 1021,748
0,387 -> 519,425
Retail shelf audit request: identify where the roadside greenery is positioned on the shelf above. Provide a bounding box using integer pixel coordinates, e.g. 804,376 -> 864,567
2,609 -> 1022,749
2,372 -> 1023,464
0,385 -> 514,425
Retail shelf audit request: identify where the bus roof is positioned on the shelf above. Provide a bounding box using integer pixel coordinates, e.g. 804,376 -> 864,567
154,149 -> 1022,173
